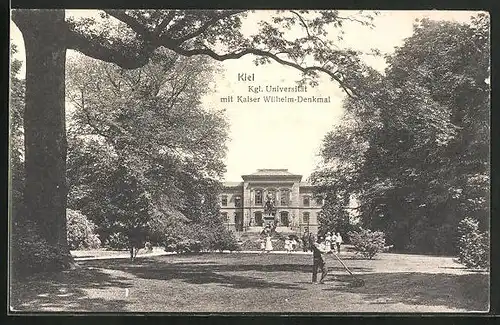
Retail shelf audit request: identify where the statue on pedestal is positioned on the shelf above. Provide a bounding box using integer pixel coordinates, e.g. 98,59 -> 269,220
264,193 -> 276,217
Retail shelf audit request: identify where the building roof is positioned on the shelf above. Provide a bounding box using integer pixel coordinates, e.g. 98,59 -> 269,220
243,169 -> 302,177
250,168 -> 299,176
222,178 -> 315,189
223,181 -> 244,187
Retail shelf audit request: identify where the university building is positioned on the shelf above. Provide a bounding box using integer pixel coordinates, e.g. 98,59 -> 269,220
220,169 -> 323,235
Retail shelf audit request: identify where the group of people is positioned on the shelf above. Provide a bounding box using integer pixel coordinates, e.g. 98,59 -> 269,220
302,231 -> 343,254
260,225 -> 274,253
259,225 -> 344,259
284,236 -> 299,253
260,225 -> 300,253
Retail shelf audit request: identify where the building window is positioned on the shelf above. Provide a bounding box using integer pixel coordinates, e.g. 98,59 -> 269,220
255,190 -> 262,205
303,212 -> 310,224
221,212 -> 229,222
221,195 -> 228,206
280,211 -> 289,227
235,212 -> 243,232
280,189 -> 289,205
234,195 -> 242,207
315,197 -> 323,205
303,196 -> 310,207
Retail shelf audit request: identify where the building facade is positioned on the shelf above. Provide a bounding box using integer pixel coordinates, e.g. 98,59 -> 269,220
220,169 -> 323,235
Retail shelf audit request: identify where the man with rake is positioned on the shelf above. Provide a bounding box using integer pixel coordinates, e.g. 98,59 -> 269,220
311,236 -> 330,284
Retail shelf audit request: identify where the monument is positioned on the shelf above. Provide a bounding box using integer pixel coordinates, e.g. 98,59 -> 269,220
263,193 -> 278,228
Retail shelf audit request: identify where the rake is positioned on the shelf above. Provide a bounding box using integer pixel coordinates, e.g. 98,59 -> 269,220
331,252 -> 365,287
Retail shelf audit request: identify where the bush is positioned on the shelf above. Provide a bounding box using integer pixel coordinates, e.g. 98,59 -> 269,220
348,228 -> 388,259
210,228 -> 240,252
161,222 -> 241,253
166,239 -> 202,254
66,209 -> 101,250
239,239 -> 260,250
12,220 -> 68,276
270,238 -> 285,251
457,217 -> 489,269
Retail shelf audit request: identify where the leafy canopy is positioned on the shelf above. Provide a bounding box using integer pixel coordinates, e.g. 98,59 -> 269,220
312,15 -> 490,254
66,51 -> 229,247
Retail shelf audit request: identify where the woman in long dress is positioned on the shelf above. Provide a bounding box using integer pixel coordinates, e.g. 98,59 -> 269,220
284,238 -> 290,253
265,234 -> 273,253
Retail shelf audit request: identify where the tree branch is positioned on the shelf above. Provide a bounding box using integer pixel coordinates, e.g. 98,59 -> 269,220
104,10 -> 153,38
65,10 -> 360,97
172,10 -> 245,44
66,28 -> 154,69
153,10 -> 177,37
102,65 -> 121,91
169,46 -> 358,98
290,10 -> 311,37
81,106 -> 112,141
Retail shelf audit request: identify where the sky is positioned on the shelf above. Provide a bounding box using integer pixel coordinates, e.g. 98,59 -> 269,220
10,10 -> 481,182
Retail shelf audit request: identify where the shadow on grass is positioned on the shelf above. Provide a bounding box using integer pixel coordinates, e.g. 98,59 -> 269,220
83,258 -> 344,290
85,255 -> 370,273
10,267 -> 133,312
325,272 -> 489,311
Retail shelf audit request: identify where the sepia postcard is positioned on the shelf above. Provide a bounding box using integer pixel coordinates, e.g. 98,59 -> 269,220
9,9 -> 490,314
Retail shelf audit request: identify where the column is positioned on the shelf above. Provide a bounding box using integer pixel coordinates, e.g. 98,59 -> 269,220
249,189 -> 254,226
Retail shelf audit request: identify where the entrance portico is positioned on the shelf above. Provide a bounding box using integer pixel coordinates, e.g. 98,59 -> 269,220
220,169 -> 322,235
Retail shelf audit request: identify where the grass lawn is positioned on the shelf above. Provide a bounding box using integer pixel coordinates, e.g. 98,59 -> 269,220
10,252 -> 489,313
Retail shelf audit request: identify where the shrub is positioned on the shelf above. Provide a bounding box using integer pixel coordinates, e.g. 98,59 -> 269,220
166,239 -> 202,254
272,238 -> 285,251
457,217 -> 489,269
189,225 -> 217,251
239,239 -> 260,251
66,209 -> 101,250
210,228 -> 240,252
12,220 -> 68,276
348,228 -> 388,259
161,222 -> 241,253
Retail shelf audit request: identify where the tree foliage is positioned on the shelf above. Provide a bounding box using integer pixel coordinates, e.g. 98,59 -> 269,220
312,15 -> 490,255
66,209 -> 101,250
10,44 -> 25,223
59,10 -> 377,94
457,217 -> 489,268
348,228 -> 388,259
66,52 -> 229,256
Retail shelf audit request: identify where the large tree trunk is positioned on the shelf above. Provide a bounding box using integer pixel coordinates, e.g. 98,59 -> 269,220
12,9 -> 72,271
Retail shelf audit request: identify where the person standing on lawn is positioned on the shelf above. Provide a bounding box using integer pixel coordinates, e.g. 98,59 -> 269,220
308,232 -> 315,252
259,238 -> 266,253
144,240 -> 152,253
335,232 -> 343,254
312,236 -> 329,284
291,237 -> 298,251
284,236 -> 292,254
301,231 -> 309,252
265,233 -> 273,253
324,232 -> 333,253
